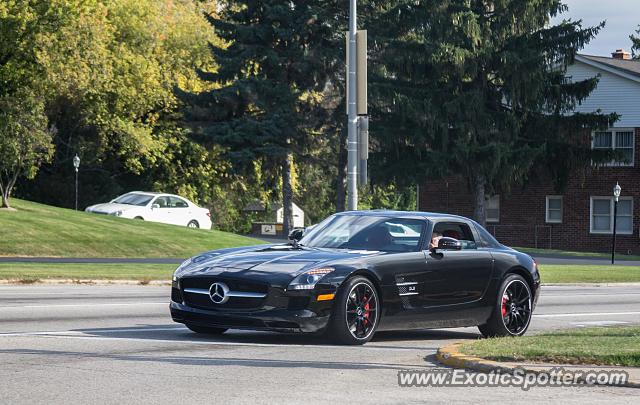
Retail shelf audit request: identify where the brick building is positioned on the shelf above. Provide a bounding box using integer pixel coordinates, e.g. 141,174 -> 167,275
419,50 -> 640,255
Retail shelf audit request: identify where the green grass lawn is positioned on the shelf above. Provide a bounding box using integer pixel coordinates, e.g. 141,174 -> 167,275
0,199 -> 263,258
459,326 -> 640,367
539,264 -> 640,283
0,263 -> 175,282
1,263 -> 639,284
518,247 -> 640,261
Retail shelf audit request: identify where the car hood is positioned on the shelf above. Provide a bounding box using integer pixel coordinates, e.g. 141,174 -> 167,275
176,245 -> 382,285
86,203 -> 137,214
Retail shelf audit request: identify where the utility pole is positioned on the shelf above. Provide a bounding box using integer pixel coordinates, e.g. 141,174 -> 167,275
346,0 -> 368,210
347,0 -> 358,211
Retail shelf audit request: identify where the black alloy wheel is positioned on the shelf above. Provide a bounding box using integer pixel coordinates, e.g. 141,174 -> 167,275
478,274 -> 532,337
328,276 -> 379,345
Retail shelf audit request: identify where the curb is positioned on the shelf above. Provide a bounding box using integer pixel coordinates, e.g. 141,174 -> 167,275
436,342 -> 640,389
0,279 -> 170,286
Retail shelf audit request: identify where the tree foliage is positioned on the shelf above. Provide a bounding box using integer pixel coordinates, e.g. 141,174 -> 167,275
14,0 -> 226,211
366,0 -> 617,225
183,0 -> 343,234
632,25 -> 640,59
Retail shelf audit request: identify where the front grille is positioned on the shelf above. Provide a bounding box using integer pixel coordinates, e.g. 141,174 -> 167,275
181,276 -> 268,311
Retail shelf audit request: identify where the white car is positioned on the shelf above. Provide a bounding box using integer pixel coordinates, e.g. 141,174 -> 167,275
85,191 -> 212,229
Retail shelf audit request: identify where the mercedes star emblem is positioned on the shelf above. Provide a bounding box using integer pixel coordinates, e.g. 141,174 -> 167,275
209,282 -> 230,304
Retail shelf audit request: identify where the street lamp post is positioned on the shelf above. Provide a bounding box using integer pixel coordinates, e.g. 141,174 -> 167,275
611,182 -> 621,264
73,154 -> 80,211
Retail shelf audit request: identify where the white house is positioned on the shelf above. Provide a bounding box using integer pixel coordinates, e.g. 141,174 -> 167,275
276,203 -> 305,228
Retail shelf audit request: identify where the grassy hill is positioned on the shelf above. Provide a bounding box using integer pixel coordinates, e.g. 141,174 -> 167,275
0,199 -> 263,258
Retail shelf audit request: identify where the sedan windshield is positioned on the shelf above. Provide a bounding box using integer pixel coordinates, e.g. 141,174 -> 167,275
112,193 -> 154,206
300,215 -> 426,252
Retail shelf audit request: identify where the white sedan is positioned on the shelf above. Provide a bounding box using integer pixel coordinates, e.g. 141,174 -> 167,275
85,192 -> 212,229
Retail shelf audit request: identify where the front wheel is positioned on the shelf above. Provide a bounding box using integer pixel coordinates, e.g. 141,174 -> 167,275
187,220 -> 199,229
327,276 -> 380,345
478,274 -> 532,337
185,324 -> 228,335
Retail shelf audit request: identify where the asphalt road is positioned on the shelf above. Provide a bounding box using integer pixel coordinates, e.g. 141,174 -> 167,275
1,284 -> 640,404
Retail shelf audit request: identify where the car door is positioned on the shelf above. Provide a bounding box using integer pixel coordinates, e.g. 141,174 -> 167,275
168,196 -> 190,226
147,196 -> 172,224
419,221 -> 494,307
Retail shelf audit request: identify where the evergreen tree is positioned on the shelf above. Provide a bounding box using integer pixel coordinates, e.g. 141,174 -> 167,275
184,1 -> 342,235
367,0 -> 616,225
631,26 -> 640,59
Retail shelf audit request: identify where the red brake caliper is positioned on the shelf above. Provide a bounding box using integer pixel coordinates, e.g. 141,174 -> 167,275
501,294 -> 508,317
363,294 -> 370,326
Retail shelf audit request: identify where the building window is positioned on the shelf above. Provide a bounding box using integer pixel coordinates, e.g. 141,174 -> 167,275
546,196 -> 563,223
592,129 -> 635,167
485,195 -> 500,223
590,197 -> 633,235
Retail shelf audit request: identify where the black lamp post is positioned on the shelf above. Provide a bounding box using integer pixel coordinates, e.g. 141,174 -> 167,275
73,154 -> 80,211
611,182 -> 621,265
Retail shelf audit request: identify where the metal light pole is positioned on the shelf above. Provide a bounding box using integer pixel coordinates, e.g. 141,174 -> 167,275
611,182 -> 621,264
346,0 -> 358,211
73,154 -> 80,211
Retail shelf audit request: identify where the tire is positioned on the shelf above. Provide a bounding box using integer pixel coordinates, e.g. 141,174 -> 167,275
327,276 -> 380,345
478,274 -> 533,338
187,220 -> 199,229
185,324 -> 228,335
134,216 -> 144,220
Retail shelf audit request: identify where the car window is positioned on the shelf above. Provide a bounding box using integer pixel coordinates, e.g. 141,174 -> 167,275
169,196 -> 189,208
474,222 -> 500,248
431,222 -> 477,250
113,193 -> 154,206
154,196 -> 170,208
300,215 -> 426,252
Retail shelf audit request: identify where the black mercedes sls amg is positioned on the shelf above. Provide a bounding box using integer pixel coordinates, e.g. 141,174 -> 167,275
170,211 -> 540,344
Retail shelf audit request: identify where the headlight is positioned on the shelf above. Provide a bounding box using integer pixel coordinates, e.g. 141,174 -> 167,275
288,267 -> 334,290
173,258 -> 192,279
111,211 -> 123,217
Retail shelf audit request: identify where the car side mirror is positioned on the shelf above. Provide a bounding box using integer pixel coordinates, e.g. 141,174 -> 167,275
151,203 -> 160,209
288,228 -> 304,241
431,237 -> 462,253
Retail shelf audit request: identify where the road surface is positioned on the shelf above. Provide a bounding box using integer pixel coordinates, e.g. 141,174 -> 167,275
1,284 -> 639,403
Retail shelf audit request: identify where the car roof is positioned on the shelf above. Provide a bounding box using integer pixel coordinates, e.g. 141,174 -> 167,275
335,210 -> 474,223
125,191 -> 188,199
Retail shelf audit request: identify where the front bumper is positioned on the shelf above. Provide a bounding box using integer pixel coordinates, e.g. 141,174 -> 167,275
170,301 -> 330,333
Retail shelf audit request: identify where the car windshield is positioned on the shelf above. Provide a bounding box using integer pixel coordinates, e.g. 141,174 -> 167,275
112,193 -> 154,206
299,214 -> 426,252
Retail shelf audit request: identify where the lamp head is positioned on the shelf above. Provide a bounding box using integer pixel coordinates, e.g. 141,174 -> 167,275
613,182 -> 621,202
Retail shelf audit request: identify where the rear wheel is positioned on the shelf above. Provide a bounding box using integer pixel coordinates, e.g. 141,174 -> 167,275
187,220 -> 199,229
478,274 -> 532,337
185,324 -> 228,335
327,276 -> 380,345
134,216 -> 143,220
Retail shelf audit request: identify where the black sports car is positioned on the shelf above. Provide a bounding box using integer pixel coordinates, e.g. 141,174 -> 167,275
170,211 -> 540,344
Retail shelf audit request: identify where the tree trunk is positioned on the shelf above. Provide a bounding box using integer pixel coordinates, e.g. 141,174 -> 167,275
0,178 -> 11,209
1,190 -> 9,209
472,173 -> 486,227
335,128 -> 347,212
282,152 -> 294,237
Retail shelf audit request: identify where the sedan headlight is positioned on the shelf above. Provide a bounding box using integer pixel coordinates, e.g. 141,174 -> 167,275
288,267 -> 334,290
111,210 -> 123,217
